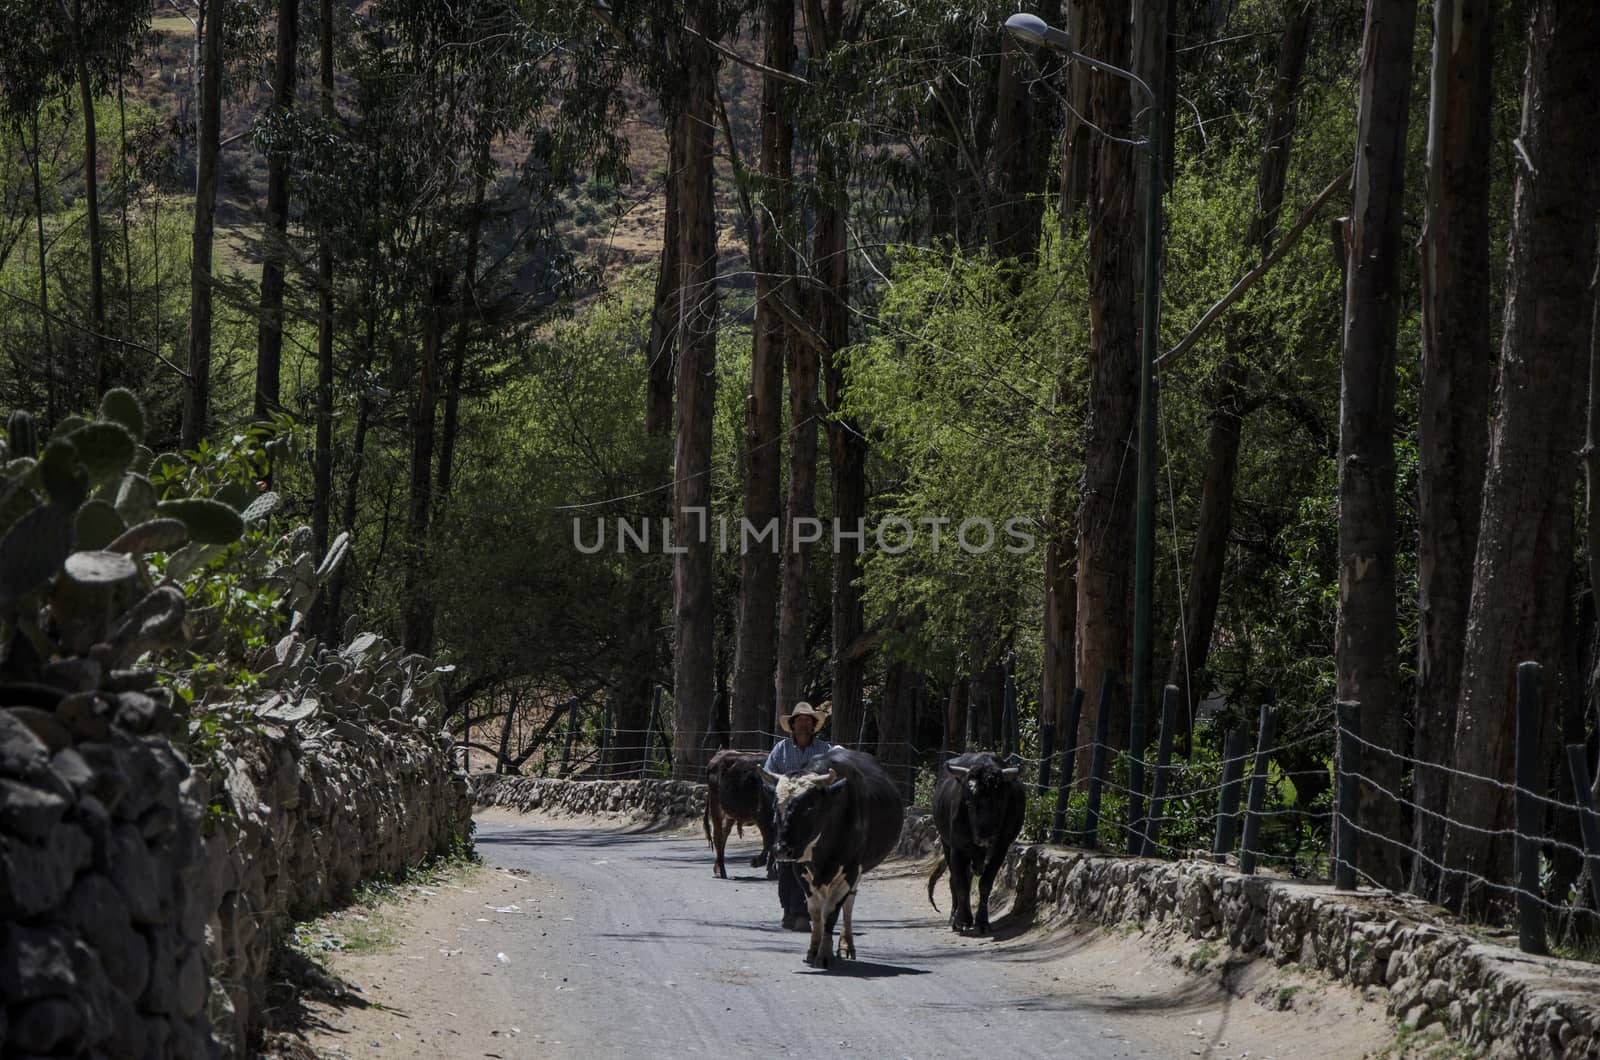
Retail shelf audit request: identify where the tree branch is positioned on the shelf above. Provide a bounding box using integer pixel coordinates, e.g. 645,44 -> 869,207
1155,164 -> 1353,373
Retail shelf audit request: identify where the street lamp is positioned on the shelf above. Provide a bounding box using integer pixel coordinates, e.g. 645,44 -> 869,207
1006,12 -> 1163,855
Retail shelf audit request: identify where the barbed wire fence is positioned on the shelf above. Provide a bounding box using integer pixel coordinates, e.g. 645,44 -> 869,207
457,659 -> 1600,956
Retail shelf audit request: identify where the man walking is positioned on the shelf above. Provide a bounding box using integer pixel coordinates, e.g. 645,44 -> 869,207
765,700 -> 833,930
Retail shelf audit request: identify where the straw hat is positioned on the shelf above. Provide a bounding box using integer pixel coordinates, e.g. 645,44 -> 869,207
779,699 -> 832,735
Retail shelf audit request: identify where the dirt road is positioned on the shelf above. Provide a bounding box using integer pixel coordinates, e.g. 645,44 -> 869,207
292,809 -> 1400,1059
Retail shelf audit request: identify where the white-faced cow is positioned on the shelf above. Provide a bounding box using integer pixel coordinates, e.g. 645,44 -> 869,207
926,751 -> 1025,935
763,748 -> 904,968
703,748 -> 776,879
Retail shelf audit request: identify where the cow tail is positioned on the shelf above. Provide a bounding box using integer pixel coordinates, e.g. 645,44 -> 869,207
702,800 -> 712,847
926,857 -> 946,912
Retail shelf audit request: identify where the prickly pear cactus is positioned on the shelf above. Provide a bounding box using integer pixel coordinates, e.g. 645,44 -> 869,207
0,391 -> 243,736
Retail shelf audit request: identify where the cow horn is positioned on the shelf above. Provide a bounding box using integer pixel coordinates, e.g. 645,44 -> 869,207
946,765 -> 970,777
761,768 -> 782,786
1001,767 -> 1020,778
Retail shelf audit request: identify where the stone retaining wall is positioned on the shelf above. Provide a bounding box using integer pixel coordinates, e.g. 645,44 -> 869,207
486,783 -> 1600,1059
202,713 -> 471,1054
0,706 -> 215,1058
471,773 -> 705,821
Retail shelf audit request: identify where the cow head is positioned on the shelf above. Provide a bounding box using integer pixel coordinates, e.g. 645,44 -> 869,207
946,761 -> 1020,846
761,767 -> 847,862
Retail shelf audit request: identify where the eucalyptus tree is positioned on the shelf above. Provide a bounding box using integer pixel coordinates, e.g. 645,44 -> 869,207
1443,0 -> 1600,915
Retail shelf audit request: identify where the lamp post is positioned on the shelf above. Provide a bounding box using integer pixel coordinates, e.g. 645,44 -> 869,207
1006,13 -> 1163,854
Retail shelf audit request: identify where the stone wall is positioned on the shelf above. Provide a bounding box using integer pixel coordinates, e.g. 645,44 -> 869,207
0,699 -> 471,1059
202,714 -> 472,1053
472,774 -> 705,821
1002,846 -> 1600,1059
0,706 -> 215,1058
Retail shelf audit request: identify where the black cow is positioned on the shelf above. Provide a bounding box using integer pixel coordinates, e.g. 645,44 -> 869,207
763,747 -> 904,968
926,752 -> 1025,935
703,749 -> 777,879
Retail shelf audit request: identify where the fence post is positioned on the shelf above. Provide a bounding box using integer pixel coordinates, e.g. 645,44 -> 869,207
598,699 -> 611,773
1333,700 -> 1360,891
642,686 -> 659,778
1141,684 -> 1179,857
1127,674 -> 1147,856
559,698 -> 579,777
1083,670 -> 1116,850
1004,668 -> 1020,768
1051,687 -> 1085,844
1239,704 -> 1276,876
1514,661 -> 1547,956
1212,724 -> 1248,862
1564,744 -> 1600,918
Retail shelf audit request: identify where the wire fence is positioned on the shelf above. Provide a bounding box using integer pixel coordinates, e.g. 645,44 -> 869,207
458,660 -> 1600,956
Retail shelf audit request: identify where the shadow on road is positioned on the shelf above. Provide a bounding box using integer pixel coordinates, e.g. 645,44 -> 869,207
793,958 -> 930,979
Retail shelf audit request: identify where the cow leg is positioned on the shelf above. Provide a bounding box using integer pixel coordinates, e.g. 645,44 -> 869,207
712,814 -> 730,879
805,887 -> 826,966
752,817 -> 772,869
949,853 -> 975,933
839,888 -> 858,960
975,847 -> 1004,934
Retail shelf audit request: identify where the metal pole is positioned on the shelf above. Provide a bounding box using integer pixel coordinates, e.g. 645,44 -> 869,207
1239,704 -> 1276,876
1127,85 -> 1164,862
1212,724 -> 1248,862
1563,744 -> 1600,918
1083,670 -> 1115,850
1141,684 -> 1178,857
1333,700 -> 1360,891
1514,661 -> 1546,955
1051,687 -> 1085,844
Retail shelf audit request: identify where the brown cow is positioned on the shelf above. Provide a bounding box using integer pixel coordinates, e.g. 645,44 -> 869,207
703,749 -> 776,879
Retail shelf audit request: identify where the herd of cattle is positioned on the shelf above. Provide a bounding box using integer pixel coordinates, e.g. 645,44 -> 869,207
702,746 -> 1026,968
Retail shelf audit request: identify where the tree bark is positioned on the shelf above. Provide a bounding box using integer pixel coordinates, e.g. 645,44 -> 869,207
1074,0 -> 1139,757
776,272 -> 820,723
26,113 -> 55,423
438,162 -> 486,502
1336,0 -> 1417,891
946,678 -> 969,756
1412,0 -> 1494,899
1442,0 -> 1600,914
1164,1 -> 1314,753
670,4 -> 721,780
1058,1 -> 1091,228
75,36 -> 107,396
255,0 -> 299,422
311,0 -> 335,577
646,135 -> 680,439
183,0 -> 224,451
731,0 -> 794,752
402,272 -> 447,655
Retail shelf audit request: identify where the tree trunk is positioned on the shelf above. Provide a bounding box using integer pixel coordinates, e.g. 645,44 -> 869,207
117,75 -> 133,353
670,6 -> 721,780
646,134 -> 681,439
1058,1 -> 1091,228
946,678 -> 969,756
776,283 -> 820,723
27,113 -> 55,423
75,45 -> 107,396
1442,0 -> 1600,914
1074,0 -> 1139,757
402,273 -> 447,655
1336,0 -> 1417,891
311,0 -> 335,576
182,0 -> 224,451
438,163 -> 486,502
989,22 -> 1054,262
731,0 -> 794,752
255,0 -> 299,422
1412,0 -> 1494,899
1164,1 -> 1314,752
1042,492 -> 1078,745
496,688 -> 518,774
